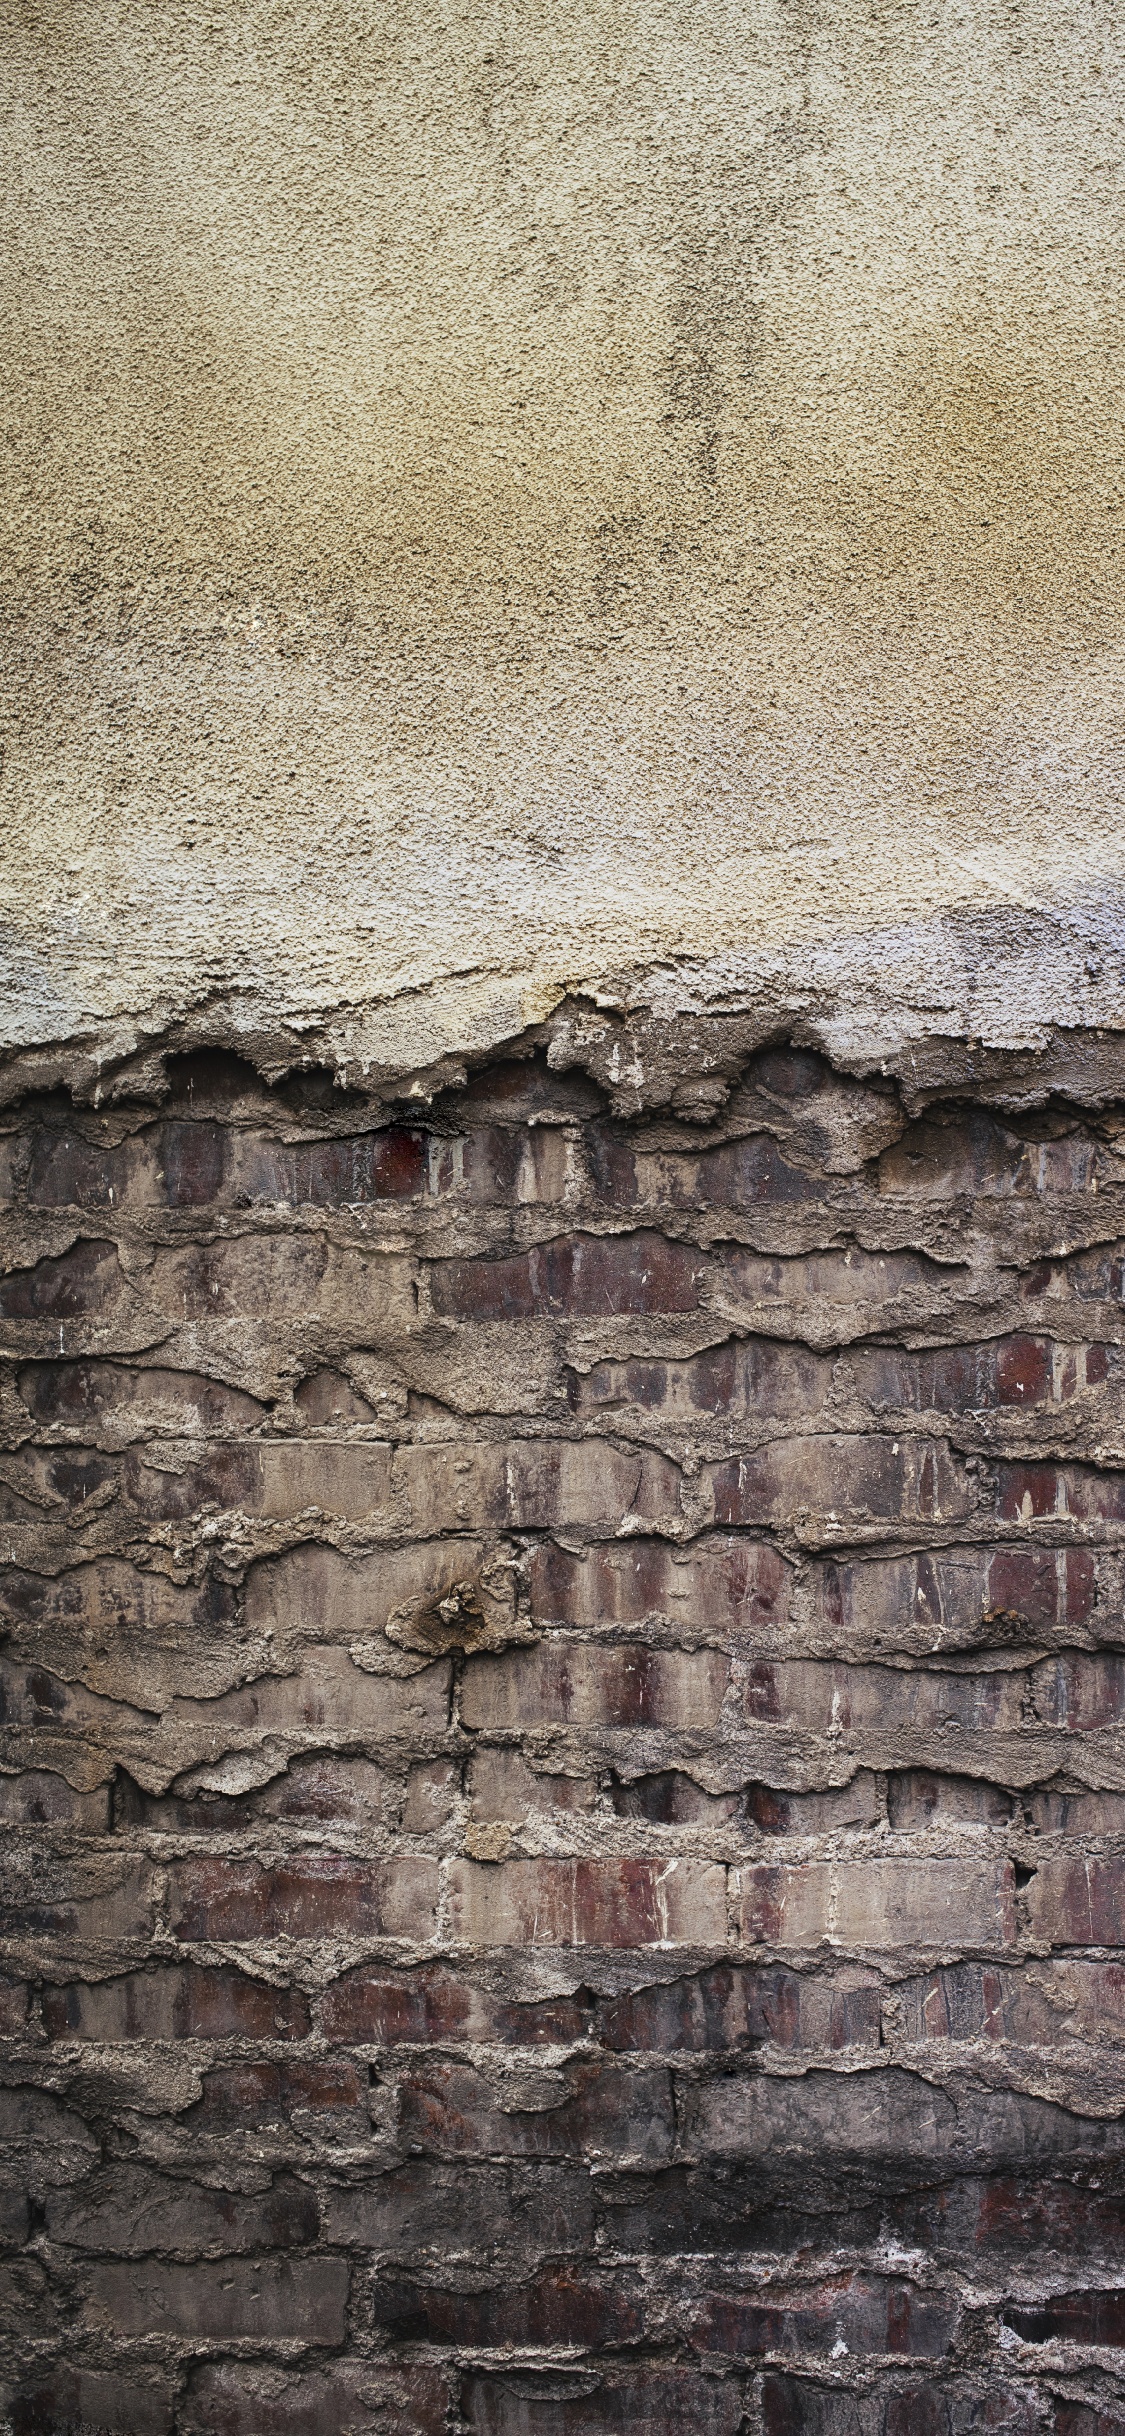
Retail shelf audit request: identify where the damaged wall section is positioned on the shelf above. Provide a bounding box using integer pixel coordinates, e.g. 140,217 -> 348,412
3,1039 -> 1125,2430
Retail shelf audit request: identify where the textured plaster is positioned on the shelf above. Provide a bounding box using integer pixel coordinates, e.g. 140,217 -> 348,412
3,0 -> 1125,1089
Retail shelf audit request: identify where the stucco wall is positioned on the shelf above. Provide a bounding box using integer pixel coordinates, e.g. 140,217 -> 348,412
2,0 -> 1125,1088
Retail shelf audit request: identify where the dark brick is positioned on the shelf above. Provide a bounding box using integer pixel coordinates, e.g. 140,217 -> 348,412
1004,2288 -> 1125,2345
368,2263 -> 642,2347
430,1230 -> 707,1319
42,1966 -> 311,2041
462,2367 -> 748,2436
8,2367 -> 175,2435
0,1240 -> 122,1320
192,2058 -> 369,2126
694,2272 -> 958,2357
530,1534 -> 789,1636
597,1964 -> 878,2053
16,1359 -> 266,1437
180,2361 -> 450,2436
394,2058 -> 673,2163
235,1128 -> 425,1205
86,2255 -> 348,2340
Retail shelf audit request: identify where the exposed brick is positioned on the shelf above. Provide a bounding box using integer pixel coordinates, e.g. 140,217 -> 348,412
1027,1855 -> 1125,1946
16,1359 -> 267,1440
231,1127 -> 426,1205
192,2058 -> 368,2127
693,2271 -> 958,2357
321,1962 -> 591,2047
323,2160 -> 594,2256
180,2360 -> 450,2436
42,1966 -> 311,2041
739,1859 -> 1015,1951
1003,2288 -> 1125,2345
461,1642 -> 728,1729
48,2164 -> 319,2255
399,1436 -> 681,1533
430,1231 -> 708,1319
86,2256 -> 349,2340
571,1335 -> 832,1422
369,2263 -> 643,2347
856,1334 -> 1107,1412
598,1963 -> 880,2052
462,2367 -> 748,2435
0,1239 -> 124,1321
168,1856 -> 442,1942
449,1856 -> 728,1946
712,1435 -> 972,1529
5,2368 -> 175,2436
530,1535 -> 789,1636
393,2058 -> 673,2163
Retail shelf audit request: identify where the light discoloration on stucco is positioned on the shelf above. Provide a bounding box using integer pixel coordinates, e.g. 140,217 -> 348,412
2,0 -> 1124,1084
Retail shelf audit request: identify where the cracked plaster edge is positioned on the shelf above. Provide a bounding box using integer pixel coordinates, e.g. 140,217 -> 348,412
3,888 -> 1125,1113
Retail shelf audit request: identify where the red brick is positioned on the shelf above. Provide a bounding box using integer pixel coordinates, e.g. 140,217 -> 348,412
231,1127 -> 426,1205
449,1856 -> 728,1946
394,2058 -> 673,2163
738,1658 -> 1026,1734
530,1535 -> 789,1636
761,2377 -> 870,2436
168,1856 -> 441,1942
856,1334 -> 1107,1413
740,1859 -> 1015,1951
693,2272 -> 958,2357
711,1434 -> 971,1529
461,1641 -> 728,1729
886,1771 -> 1014,1828
1027,1856 -> 1125,1946
822,1545 -> 1096,1650
997,1461 -> 1125,1522
429,1230 -> 708,1319
42,1966 -> 311,2042
1029,1653 -> 1125,1729
86,2256 -> 348,2341
321,1962 -> 590,2046
631,1133 -> 817,1209
1004,2288 -> 1125,2346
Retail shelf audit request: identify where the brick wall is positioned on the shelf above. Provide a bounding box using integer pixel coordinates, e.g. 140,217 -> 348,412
2,1042 -> 1125,2432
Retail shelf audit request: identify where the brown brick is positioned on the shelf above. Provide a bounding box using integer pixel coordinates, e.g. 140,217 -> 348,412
398,1436 -> 681,1534
16,1359 -> 267,1441
246,1536 -> 499,1654
2,1854 -> 154,1943
530,1535 -> 789,1637
430,1231 -> 708,1319
323,2158 -> 593,2256
369,2263 -> 643,2348
42,1966 -> 311,2042
86,2256 -> 348,2341
855,1334 -> 1107,1413
320,1962 -> 590,2046
738,1658 -> 1027,1735
711,1434 -> 972,1529
823,1545 -> 1097,1651
231,1127 -> 426,1205
886,1771 -> 1014,1828
0,1770 -> 110,1829
461,1641 -> 728,1729
997,1461 -> 1125,1522
694,2271 -> 958,2358
449,1856 -> 728,1946
571,1335 -> 833,1422
149,1233 -> 412,1331
739,1859 -> 1015,1952
168,1855 -> 441,1942
123,1437 -> 393,1522
0,1238 -> 124,1321
1029,1652 -> 1125,1729
193,2058 -> 368,2126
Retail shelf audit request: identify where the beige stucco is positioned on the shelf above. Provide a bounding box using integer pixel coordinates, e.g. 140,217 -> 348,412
2,0 -> 1124,1085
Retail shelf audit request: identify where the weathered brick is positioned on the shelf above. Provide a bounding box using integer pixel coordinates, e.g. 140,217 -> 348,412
761,2377 -> 872,2436
471,1747 -> 598,1822
323,2159 -> 594,2256
822,1545 -> 1097,1651
997,1460 -> 1125,1522
0,1770 -> 110,1828
711,1435 -> 972,1530
855,1334 -> 1108,1413
149,1233 -> 412,1332
0,1560 -> 238,1706
192,2058 -> 368,2127
430,1230 -> 708,1319
42,1965 -> 311,2041
0,1237 -> 124,1321
230,1126 -> 426,1206
246,1535 -> 500,1654
16,1358 -> 267,1440
598,1963 -> 880,2053
48,2164 -> 319,2254
461,1641 -> 728,1729
1003,2288 -> 1125,2345
462,2366 -> 748,2436
398,1435 -> 681,1533
368,2263 -> 642,2347
180,2360 -> 450,2436
393,2058 -> 673,2163
122,1436 -> 394,1522
738,1658 -> 1027,1736
449,1856 -> 728,1946
693,2271 -> 958,2358
571,1335 -> 833,1422
4,2367 -> 175,2436
886,1771 -> 1014,1828
86,2255 -> 348,2341
744,1775 -> 883,1833
740,1859 -> 1015,1952
530,1535 -> 789,1636
321,1961 -> 591,2046
1027,1855 -> 1125,1945
168,1855 -> 441,1942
